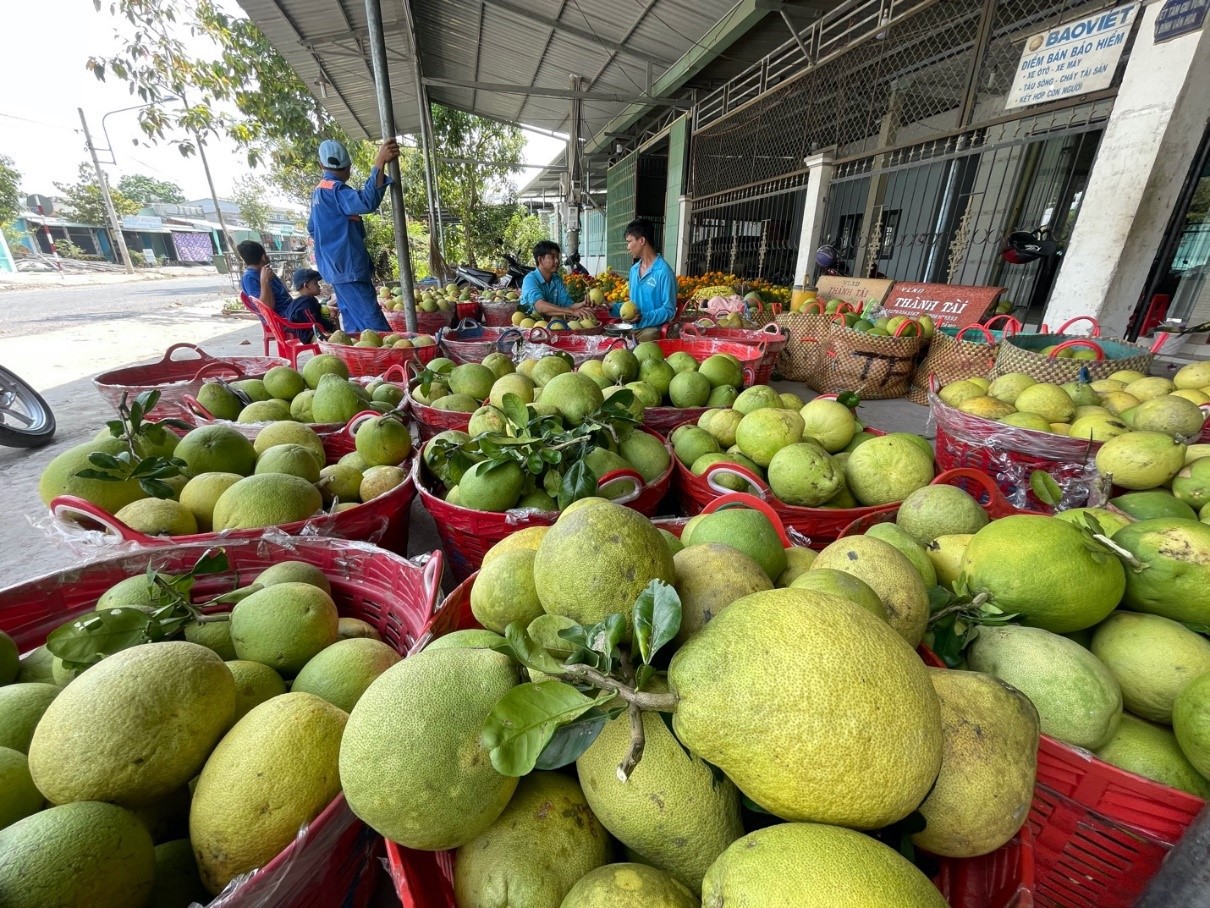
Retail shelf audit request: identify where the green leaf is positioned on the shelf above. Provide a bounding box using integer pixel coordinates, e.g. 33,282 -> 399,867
533,705 -> 622,770
557,460 -> 596,510
74,468 -> 124,481
526,452 -> 545,475
500,393 -> 530,429
46,607 -> 154,668
481,681 -> 598,776
741,793 -> 775,815
1029,470 -> 1063,508
584,613 -> 626,662
87,452 -> 123,471
927,585 -> 956,614
139,478 -> 178,500
189,548 -> 230,577
635,664 -> 656,691
632,581 -> 682,665
503,623 -> 567,676
543,469 -> 563,497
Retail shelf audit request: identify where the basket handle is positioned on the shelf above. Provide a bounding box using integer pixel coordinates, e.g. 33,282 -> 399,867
192,362 -> 246,381
343,410 -> 385,438
761,322 -> 786,337
955,324 -> 996,344
1056,315 -> 1102,337
741,363 -> 758,386
802,301 -> 826,315
50,495 -> 157,544
1049,338 -> 1104,360
455,317 -> 483,332
163,343 -> 215,366
603,337 -> 625,352
181,394 -> 216,422
982,314 -> 1022,336
703,462 -> 769,498
700,491 -> 792,547
596,468 -> 645,505
892,318 -> 919,338
931,468 -> 1011,511
380,364 -> 409,384
680,322 -> 704,338
528,326 -> 553,344
420,551 -> 444,618
497,329 -> 523,355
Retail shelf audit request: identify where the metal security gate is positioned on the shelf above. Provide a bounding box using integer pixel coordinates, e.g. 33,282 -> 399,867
686,174 -> 808,283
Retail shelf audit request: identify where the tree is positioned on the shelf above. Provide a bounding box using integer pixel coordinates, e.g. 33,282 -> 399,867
117,173 -> 184,204
233,175 -> 270,235
0,155 -> 20,226
502,208 -> 549,262
54,163 -> 140,225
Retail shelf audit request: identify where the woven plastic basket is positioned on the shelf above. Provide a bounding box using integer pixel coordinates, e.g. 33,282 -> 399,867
680,321 -> 788,384
436,320 -> 522,365
49,417 -> 416,556
414,428 -> 676,581
480,299 -> 519,327
406,384 -> 473,442
907,317 -> 1022,405
0,536 -> 443,908
993,319 -> 1152,383
383,307 -> 454,335
390,551 -> 1035,908
514,327 -> 627,366
640,339 -> 764,433
318,333 -> 439,377
94,344 -> 290,421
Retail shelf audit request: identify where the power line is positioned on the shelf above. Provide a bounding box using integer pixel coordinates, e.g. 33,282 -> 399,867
0,111 -> 76,130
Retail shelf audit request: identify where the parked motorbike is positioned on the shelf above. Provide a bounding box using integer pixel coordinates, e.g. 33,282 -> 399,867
501,252 -> 534,285
454,264 -> 503,290
565,253 -> 591,277
0,366 -> 56,447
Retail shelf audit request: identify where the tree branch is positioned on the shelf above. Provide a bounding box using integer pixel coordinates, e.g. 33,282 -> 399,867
558,663 -> 678,711
617,703 -> 646,783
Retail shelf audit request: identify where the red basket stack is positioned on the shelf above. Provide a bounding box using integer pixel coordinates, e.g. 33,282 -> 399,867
93,343 -> 290,421
413,428 -> 675,581
641,339 -> 766,433
455,300 -> 481,322
436,321 -> 521,365
50,416 -> 417,557
480,299 -> 519,327
387,553 -> 1036,908
680,321 -> 788,385
1,537 -> 444,908
318,334 -> 439,378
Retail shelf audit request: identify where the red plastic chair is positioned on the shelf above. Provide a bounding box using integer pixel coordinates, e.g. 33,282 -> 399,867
240,292 -> 320,368
239,291 -> 272,356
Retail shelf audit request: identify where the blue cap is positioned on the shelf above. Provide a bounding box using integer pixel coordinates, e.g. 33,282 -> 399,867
318,139 -> 351,170
293,267 -> 322,290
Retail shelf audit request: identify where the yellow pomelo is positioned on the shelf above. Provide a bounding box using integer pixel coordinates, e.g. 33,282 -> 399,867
1100,391 -> 1140,416
1091,611 -> 1210,723
701,823 -> 946,908
843,434 -> 934,507
481,526 -> 549,566
471,549 -> 544,633
927,534 -> 973,589
938,380 -> 984,408
811,535 -> 929,644
1096,432 -> 1186,490
1091,379 -> 1126,394
776,547 -> 817,587
1173,673 -> 1210,779
252,420 -> 324,465
190,692 -> 347,894
673,543 -> 772,643
561,864 -> 697,908
1110,369 -> 1146,384
798,398 -> 855,452
211,473 -> 323,531
1068,415 -> 1129,442
790,569 -> 886,621
1172,388 -> 1210,405
291,638 -> 401,713
1132,395 -> 1206,437
1014,382 -> 1075,423
957,396 -> 1016,419
987,372 -> 1035,404
1125,376 -> 1175,401
1095,713 -> 1210,799
998,411 -> 1052,432
179,472 -> 244,531
1174,362 -> 1210,390
115,498 -> 198,537
225,660 -> 287,721
669,589 -> 942,828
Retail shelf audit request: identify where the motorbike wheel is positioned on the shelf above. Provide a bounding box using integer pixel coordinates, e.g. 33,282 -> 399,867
0,366 -> 56,448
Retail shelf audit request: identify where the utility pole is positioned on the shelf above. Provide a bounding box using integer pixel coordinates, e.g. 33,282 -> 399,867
565,75 -> 583,260
78,108 -> 134,273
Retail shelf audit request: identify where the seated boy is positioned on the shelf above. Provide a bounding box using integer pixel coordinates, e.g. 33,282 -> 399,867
290,268 -> 338,336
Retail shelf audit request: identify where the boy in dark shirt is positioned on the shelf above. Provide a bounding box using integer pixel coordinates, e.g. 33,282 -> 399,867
290,268 -> 338,335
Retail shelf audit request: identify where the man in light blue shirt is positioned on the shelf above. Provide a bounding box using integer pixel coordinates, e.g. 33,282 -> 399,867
519,240 -> 592,321
614,218 -> 677,332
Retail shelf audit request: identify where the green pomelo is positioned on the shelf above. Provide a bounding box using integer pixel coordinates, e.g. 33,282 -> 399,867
178,472 -> 245,531
28,642 -> 234,806
707,385 -> 739,407
0,801 -> 155,908
535,501 -> 675,629
1052,506 -> 1133,537
633,341 -> 664,364
292,638 -> 401,713
183,618 -> 237,661
811,535 -> 929,645
480,352 -> 515,379
1095,713 -> 1210,798
489,373 -> 536,408
1131,394 -> 1206,437
766,443 -> 841,506
777,547 -> 817,587
844,435 -> 934,506
225,659 -> 287,722
895,484 -> 988,545
619,432 -> 671,483
1113,518 -> 1210,624
196,382 -> 242,421
960,515 -> 1125,632
114,498 -> 197,537
691,453 -> 763,492
319,463 -> 364,504
289,389 -> 316,421
230,378 -> 269,402
38,437 -> 149,512
798,398 -> 856,452
863,522 -> 937,587
254,443 -> 323,482
1111,490 -> 1197,522
669,590 -> 942,828
96,575 -> 159,612
262,365 -> 306,400
236,399 -> 293,424
256,560 -> 332,593
0,747 -> 43,831
311,374 -> 362,424
174,425 -> 257,478
360,464 -> 407,500
149,838 -> 208,908
673,426 -> 720,467
15,649 -> 57,686
968,624 -> 1122,749
339,648 -> 519,849
338,617 -> 381,641
732,384 -> 781,415
658,527 -> 684,556
701,822 -> 946,908
230,582 -> 338,676
602,348 -> 640,383
1172,458 -> 1210,510
372,382 -> 406,407
1096,431 -> 1187,490
703,409 -> 742,447
210,473 -> 323,531
790,569 -> 886,621
354,415 -> 412,466
673,543 -> 773,643
684,508 -> 787,581
453,772 -> 610,908
531,356 -> 573,387
301,353 -> 349,389
560,864 -> 698,908
423,429 -> 475,487
458,460 -> 524,512
471,549 -> 544,633
1091,611 -> 1210,723
639,360 -> 675,398
1173,673 -> 1210,780
625,381 -> 661,409
735,407 -> 805,467
190,693 -> 347,895
669,370 -> 711,408
424,629 -> 507,652
0,684 -> 59,753
912,669 -> 1040,858
577,687 -> 742,890
542,372 -> 605,426
698,354 -> 742,388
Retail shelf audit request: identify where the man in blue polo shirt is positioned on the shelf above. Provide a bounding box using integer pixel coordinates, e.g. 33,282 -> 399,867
615,218 -> 677,336
519,240 -> 592,321
308,137 -> 399,333
238,239 -> 293,317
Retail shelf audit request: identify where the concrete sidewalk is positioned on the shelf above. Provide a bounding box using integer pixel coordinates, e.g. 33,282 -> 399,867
0,264 -> 227,293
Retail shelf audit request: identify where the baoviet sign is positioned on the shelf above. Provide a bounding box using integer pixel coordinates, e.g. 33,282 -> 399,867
815,276 -> 894,311
880,283 -> 1003,330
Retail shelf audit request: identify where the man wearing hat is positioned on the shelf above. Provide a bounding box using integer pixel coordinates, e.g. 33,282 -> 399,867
308,137 -> 400,332
289,268 -> 338,337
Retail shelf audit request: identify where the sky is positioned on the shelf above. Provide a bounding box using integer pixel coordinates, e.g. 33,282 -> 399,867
0,0 -> 564,208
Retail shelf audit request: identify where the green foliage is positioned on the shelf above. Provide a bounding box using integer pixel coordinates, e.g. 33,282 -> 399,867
54,163 -> 140,225
232,175 -> 270,234
116,173 -> 184,204
502,208 -> 548,262
78,390 -> 191,498
0,154 -> 20,226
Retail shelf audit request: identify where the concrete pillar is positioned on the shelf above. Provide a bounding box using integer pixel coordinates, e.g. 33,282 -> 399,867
792,152 -> 836,287
1043,3 -> 1210,334
675,194 -> 692,272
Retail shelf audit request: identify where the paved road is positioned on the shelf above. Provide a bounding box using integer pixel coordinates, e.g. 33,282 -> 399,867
0,274 -> 233,337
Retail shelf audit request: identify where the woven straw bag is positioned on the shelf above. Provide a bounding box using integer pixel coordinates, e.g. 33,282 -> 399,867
824,322 -> 923,399
907,317 -> 1021,404
993,335 -> 1152,383
775,309 -> 833,390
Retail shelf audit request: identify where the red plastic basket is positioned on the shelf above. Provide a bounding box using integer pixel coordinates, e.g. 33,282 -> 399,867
390,554 -> 1035,908
514,327 -> 627,366
641,339 -> 765,433
318,334 -> 439,378
49,415 -> 417,557
480,299 -> 519,327
680,321 -> 788,384
455,301 -> 481,322
383,308 -> 454,335
413,428 -> 676,581
94,344 -> 290,421
0,536 -> 443,908
181,395 -> 347,441
436,321 -> 521,365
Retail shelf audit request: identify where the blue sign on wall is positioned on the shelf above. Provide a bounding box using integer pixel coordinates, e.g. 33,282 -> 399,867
1156,0 -> 1209,43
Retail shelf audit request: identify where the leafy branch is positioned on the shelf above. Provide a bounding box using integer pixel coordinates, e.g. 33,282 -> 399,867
77,390 -> 191,499
924,581 -> 1017,668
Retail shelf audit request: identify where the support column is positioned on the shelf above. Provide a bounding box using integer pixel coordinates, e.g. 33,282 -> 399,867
675,194 -> 691,272
1043,3 -> 1210,334
792,152 -> 835,287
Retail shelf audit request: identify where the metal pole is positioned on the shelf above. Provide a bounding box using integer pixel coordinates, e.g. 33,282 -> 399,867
365,0 -> 417,332
398,0 -> 445,273
421,97 -> 446,265
79,108 -> 134,273
565,75 -> 582,259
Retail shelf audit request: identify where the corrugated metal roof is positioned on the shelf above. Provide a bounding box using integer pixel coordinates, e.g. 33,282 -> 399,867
233,0 -> 769,143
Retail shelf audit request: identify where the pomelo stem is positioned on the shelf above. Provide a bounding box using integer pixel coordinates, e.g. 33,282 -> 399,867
617,703 -> 645,783
1092,534 -> 1148,571
558,664 -> 678,712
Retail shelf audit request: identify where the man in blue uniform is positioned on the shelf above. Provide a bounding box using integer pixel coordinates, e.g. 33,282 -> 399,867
519,240 -> 592,321
614,219 -> 676,336
308,137 -> 399,332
